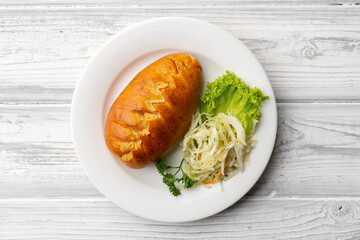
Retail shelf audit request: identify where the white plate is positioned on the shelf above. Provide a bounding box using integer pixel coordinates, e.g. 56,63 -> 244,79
71,17 -> 277,222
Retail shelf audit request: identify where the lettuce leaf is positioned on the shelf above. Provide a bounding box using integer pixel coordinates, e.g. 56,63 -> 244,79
200,71 -> 269,134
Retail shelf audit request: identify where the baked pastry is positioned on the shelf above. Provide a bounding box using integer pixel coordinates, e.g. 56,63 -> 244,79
105,53 -> 202,168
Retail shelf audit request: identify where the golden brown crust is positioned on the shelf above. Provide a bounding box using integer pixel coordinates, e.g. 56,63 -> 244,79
105,53 -> 202,169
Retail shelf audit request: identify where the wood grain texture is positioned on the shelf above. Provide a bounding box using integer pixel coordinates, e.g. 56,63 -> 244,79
1,103 -> 359,199
0,5 -> 359,103
1,0 -> 359,6
0,199 -> 359,239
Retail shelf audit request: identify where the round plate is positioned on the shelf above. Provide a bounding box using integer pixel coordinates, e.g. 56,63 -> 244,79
71,17 -> 277,222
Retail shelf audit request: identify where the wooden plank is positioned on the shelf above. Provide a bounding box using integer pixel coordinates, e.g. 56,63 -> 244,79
1,0 -> 359,6
0,105 -> 98,198
251,103 -> 360,197
1,103 -> 359,199
0,5 -> 359,103
0,198 -> 359,239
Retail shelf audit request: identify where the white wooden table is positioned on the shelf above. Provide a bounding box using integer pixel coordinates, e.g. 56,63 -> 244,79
1,1 -> 360,239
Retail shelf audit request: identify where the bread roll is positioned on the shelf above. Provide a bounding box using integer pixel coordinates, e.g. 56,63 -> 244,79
105,53 -> 202,169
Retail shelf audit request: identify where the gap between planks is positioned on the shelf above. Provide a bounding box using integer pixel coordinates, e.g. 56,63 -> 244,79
2,196 -> 360,202
0,3 -> 359,10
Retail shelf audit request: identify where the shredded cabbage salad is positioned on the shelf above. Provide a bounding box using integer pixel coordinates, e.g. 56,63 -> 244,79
182,71 -> 268,185
157,71 -> 268,196
182,111 -> 258,184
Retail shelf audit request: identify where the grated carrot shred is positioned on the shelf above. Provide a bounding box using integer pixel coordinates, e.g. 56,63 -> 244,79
202,170 -> 221,184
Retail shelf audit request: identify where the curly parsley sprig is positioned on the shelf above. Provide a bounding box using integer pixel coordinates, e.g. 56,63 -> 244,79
156,158 -> 197,196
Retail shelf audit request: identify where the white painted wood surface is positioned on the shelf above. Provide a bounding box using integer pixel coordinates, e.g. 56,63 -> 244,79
1,4 -> 360,103
1,103 -> 360,199
1,199 -> 360,239
1,1 -> 359,239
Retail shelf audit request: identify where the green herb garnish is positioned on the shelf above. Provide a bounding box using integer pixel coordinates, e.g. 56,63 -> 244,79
156,158 -> 197,196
